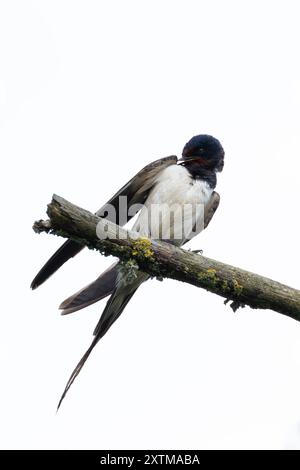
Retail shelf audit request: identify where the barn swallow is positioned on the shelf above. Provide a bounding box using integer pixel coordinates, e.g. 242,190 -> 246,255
31,134 -> 225,409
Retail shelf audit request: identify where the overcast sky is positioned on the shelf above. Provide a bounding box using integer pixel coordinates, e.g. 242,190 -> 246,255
0,0 -> 299,450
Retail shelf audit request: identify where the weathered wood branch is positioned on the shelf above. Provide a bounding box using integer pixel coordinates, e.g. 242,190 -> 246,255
33,194 -> 300,321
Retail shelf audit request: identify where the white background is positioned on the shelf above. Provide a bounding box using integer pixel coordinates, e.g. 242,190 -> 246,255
0,0 -> 299,450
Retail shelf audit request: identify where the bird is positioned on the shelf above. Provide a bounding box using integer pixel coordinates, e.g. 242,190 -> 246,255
31,134 -> 225,409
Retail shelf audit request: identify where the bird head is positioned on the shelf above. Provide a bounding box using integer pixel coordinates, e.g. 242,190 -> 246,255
178,134 -> 224,172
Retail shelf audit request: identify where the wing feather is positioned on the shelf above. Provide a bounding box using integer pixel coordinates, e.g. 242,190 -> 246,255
31,155 -> 177,289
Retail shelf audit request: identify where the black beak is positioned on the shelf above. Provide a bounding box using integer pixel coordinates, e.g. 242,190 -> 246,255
177,156 -> 198,165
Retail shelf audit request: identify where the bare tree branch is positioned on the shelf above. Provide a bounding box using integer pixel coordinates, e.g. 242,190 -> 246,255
33,194 -> 300,320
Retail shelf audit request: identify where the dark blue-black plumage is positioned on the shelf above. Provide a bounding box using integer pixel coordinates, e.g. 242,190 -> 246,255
179,134 -> 224,187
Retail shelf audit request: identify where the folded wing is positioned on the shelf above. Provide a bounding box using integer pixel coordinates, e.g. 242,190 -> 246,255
31,155 -> 177,289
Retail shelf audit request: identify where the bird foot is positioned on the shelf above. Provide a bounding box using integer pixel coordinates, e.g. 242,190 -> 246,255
224,298 -> 245,312
189,248 -> 203,255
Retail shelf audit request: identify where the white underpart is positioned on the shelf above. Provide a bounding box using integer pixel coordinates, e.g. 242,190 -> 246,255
132,164 -> 213,246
